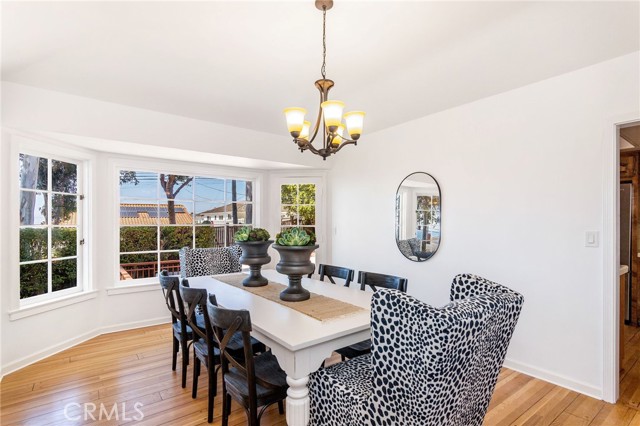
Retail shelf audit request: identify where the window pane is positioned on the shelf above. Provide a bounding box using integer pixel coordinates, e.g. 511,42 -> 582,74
120,253 -> 158,281
226,180 -> 252,202
299,184 -> 316,204
281,205 -> 298,226
226,202 -> 251,225
159,174 -> 194,201
281,184 -> 297,204
160,252 -> 180,276
20,262 -> 48,299
159,201 -> 193,225
51,194 -> 77,225
20,191 -> 47,225
195,226 -> 218,248
120,171 -> 158,199
52,258 -> 77,292
195,177 -> 225,201
52,160 -> 77,193
19,154 -> 47,190
120,226 -> 157,252
120,201 -> 159,226
195,201 -> 226,224
20,228 -> 48,261
52,228 -> 77,258
299,205 -> 316,225
160,226 -> 193,250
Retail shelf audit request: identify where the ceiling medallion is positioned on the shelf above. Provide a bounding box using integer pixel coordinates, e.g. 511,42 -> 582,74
283,0 -> 365,160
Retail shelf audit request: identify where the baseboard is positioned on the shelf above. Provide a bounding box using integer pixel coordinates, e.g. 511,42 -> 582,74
503,357 -> 603,400
0,328 -> 101,379
99,317 -> 169,335
0,317 -> 170,380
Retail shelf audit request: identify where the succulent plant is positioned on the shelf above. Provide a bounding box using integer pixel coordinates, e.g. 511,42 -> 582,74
234,226 -> 271,242
275,227 -> 316,246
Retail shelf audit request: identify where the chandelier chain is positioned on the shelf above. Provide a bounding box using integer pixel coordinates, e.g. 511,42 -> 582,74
321,6 -> 327,79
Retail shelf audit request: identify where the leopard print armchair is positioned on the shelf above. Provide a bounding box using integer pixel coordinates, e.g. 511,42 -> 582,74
309,273 -> 524,426
179,246 -> 243,279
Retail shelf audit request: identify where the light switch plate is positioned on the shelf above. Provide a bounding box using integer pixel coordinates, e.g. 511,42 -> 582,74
585,231 -> 599,247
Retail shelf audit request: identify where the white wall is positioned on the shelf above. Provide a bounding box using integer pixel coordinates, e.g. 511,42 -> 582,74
329,52 -> 640,398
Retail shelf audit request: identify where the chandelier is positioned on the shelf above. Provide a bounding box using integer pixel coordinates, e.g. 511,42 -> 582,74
283,0 -> 365,160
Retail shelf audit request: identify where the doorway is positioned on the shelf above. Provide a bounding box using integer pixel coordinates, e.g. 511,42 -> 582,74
618,123 -> 640,404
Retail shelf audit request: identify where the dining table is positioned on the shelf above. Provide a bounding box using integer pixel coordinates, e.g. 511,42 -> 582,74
187,268 -> 373,426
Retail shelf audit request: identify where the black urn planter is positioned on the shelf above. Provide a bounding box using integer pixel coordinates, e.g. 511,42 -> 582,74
236,240 -> 273,287
272,244 -> 319,302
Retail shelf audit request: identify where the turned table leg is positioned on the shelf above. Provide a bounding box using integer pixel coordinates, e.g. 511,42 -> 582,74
286,376 -> 310,426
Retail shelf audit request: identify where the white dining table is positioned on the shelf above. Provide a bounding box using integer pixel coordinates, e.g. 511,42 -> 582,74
186,269 -> 373,426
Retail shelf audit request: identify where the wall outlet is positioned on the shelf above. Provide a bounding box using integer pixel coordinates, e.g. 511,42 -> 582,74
585,231 -> 599,247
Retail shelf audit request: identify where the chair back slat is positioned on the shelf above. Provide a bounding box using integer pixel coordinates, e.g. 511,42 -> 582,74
179,281 -> 214,350
159,270 -> 187,328
207,297 -> 253,375
358,271 -> 408,293
318,264 -> 355,287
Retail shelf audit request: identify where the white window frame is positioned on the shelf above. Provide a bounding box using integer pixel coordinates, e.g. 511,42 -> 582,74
271,173 -> 326,266
8,132 -> 95,318
110,156 -> 264,288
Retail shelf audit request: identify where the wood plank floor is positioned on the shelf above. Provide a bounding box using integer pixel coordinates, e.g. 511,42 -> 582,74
1,324 -> 639,426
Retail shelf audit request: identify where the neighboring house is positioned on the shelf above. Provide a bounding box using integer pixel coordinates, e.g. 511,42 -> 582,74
194,203 -> 247,225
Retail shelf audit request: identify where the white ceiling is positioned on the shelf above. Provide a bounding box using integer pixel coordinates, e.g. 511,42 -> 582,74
2,1 -> 639,137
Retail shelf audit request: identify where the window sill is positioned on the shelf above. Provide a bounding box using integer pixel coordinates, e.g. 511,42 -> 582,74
106,282 -> 161,296
9,290 -> 99,321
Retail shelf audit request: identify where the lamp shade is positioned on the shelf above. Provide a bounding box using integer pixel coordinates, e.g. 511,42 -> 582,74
284,107 -> 307,135
343,111 -> 365,139
321,100 -> 345,129
300,121 -> 311,140
331,124 -> 345,145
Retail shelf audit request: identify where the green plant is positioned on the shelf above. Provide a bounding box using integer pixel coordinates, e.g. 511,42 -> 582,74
275,227 -> 316,246
234,226 -> 271,242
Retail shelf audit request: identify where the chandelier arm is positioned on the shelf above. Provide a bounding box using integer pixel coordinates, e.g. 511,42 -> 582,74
331,139 -> 357,154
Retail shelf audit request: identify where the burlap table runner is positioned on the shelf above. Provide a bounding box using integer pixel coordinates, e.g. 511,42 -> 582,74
213,273 -> 366,322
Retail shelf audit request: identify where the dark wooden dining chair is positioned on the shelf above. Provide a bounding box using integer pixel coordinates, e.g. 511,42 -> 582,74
317,264 -> 355,287
179,282 -> 221,423
335,271 -> 408,361
207,295 -> 287,426
158,270 -> 192,389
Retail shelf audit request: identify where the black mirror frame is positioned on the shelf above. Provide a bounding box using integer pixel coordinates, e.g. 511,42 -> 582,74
394,171 -> 442,262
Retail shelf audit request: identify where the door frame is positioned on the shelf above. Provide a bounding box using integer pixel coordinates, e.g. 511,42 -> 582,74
603,114 -> 640,403
269,172 -> 328,266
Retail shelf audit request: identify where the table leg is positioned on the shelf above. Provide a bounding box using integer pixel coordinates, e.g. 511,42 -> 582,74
286,375 -> 310,426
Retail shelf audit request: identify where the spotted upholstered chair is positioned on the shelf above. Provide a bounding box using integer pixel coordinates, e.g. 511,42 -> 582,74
309,274 -> 524,426
179,246 -> 243,278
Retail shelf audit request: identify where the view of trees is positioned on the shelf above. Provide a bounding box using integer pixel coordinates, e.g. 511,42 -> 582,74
19,154 -> 78,299
281,184 -> 316,228
119,172 -> 252,279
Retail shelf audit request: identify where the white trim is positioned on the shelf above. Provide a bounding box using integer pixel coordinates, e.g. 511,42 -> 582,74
8,131 -> 96,311
106,282 -> 161,296
8,290 -> 98,321
0,317 -> 169,379
602,113 -> 640,403
503,358 -> 602,401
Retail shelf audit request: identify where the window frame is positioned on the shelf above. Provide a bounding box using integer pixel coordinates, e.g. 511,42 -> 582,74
111,157 -> 264,287
8,133 -> 94,315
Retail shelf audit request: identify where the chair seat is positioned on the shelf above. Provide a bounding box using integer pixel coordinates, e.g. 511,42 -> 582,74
224,351 -> 288,407
335,339 -> 372,359
193,338 -> 221,362
309,354 -> 372,426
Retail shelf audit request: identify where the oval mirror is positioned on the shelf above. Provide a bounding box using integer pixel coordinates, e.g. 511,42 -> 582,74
395,172 -> 441,261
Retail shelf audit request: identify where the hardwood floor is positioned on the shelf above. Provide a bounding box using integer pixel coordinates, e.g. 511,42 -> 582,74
1,324 -> 639,426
